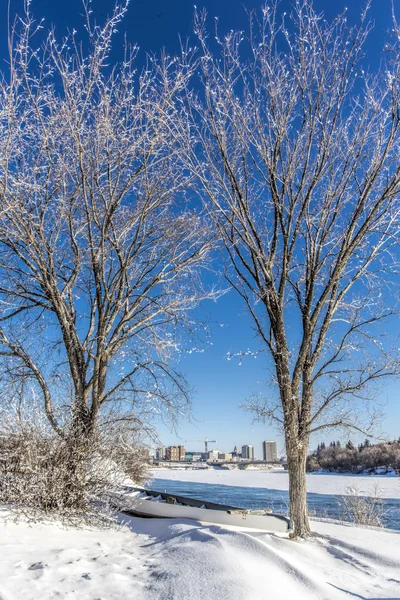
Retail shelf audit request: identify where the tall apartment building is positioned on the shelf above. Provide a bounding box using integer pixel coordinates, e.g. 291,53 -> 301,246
155,447 -> 165,460
165,445 -> 186,461
263,440 -> 278,462
241,444 -> 254,460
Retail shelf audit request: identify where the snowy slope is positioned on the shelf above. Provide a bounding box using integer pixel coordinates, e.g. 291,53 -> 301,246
0,510 -> 399,600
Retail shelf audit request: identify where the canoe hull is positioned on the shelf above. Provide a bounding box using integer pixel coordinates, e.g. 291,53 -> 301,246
113,488 -> 291,533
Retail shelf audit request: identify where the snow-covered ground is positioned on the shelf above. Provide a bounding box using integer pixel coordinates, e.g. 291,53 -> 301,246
1,469 -> 398,599
0,510 -> 399,599
150,467 -> 400,499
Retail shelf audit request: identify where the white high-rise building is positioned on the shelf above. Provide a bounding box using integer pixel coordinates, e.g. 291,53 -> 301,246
241,444 -> 254,460
155,447 -> 165,460
263,440 -> 277,462
208,450 -> 220,461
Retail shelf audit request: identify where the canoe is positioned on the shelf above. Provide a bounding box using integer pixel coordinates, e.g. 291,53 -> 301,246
111,486 -> 292,533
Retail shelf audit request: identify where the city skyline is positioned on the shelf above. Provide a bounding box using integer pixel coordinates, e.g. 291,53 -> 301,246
154,440 -> 281,461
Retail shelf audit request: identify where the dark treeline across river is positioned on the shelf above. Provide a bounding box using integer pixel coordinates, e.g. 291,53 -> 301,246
149,478 -> 400,531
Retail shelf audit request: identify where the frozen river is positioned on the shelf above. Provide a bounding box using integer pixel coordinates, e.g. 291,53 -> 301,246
149,468 -> 400,530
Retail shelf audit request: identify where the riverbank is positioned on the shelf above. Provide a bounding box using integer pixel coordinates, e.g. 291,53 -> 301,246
150,467 -> 400,530
0,510 -> 399,599
150,467 -> 400,498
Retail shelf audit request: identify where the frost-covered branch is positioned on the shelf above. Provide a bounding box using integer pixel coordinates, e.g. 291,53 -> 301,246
0,2 -> 217,506
180,0 -> 400,537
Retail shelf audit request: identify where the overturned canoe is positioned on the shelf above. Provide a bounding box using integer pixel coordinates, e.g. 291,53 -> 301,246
112,486 -> 292,533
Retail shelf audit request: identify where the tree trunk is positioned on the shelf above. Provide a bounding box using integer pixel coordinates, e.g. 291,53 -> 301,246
286,444 -> 310,538
62,403 -> 94,510
62,442 -> 88,510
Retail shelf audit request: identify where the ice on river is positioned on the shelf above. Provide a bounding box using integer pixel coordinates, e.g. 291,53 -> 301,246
150,467 -> 400,499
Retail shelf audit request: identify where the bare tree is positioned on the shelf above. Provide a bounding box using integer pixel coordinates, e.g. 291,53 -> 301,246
180,1 -> 400,537
0,2 -> 216,504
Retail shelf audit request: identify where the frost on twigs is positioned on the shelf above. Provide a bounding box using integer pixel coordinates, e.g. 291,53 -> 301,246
0,0 -> 217,521
0,405 -> 150,526
183,0 -> 400,538
338,485 -> 390,528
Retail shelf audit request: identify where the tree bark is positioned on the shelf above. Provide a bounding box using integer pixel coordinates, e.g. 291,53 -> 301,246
62,443 -> 88,510
61,402 -> 95,510
286,441 -> 310,538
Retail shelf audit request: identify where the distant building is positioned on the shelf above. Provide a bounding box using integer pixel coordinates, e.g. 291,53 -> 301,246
186,451 -> 202,462
155,447 -> 165,460
208,450 -> 220,461
165,445 -> 186,461
241,444 -> 254,460
231,445 -> 241,458
218,452 -> 232,460
263,441 -> 278,462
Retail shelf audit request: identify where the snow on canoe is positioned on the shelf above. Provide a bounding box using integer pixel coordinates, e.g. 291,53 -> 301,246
111,486 -> 292,533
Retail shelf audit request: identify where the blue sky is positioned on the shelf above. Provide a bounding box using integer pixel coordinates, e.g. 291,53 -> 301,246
1,0 -> 399,458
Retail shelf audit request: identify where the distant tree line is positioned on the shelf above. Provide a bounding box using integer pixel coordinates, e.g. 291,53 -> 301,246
307,439 -> 400,474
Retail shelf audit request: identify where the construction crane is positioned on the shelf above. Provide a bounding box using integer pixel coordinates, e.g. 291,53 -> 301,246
203,438 -> 216,454
184,437 -> 217,454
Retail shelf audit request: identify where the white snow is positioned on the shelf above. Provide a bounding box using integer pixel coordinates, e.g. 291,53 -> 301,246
0,509 -> 399,599
150,467 -> 400,499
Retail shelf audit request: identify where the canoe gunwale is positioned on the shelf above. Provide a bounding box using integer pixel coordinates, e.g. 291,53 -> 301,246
116,486 -> 292,532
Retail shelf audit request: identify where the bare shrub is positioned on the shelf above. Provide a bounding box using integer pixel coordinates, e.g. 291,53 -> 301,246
0,404 -> 150,524
104,440 -> 150,487
1,433 -> 85,518
338,486 -> 389,528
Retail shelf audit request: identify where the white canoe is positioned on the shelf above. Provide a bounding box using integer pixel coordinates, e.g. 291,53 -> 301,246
111,487 -> 292,534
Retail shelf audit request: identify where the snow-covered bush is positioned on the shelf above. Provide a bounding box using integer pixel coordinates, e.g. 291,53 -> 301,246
0,406 -> 149,523
338,486 -> 389,528
0,432 -> 85,515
